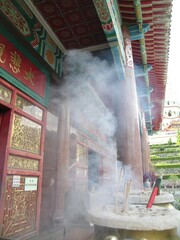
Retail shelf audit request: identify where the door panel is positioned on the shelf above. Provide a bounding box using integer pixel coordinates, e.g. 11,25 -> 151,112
2,176 -> 37,238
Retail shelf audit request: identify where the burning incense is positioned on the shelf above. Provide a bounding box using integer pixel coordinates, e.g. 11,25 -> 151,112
122,179 -> 132,213
115,167 -> 124,212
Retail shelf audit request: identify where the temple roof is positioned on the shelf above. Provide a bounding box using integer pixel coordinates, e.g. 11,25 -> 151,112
118,0 -> 172,131
30,0 -> 173,131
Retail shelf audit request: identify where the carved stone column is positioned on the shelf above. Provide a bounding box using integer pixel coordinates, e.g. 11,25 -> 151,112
116,25 -> 143,188
53,99 -> 70,223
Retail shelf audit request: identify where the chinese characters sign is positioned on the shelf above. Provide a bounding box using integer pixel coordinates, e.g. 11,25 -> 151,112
25,177 -> 38,191
12,175 -> 20,188
0,35 -> 46,97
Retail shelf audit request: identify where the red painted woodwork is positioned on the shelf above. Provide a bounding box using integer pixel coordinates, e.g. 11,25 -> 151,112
0,78 -> 46,239
0,105 -> 11,208
0,35 -> 46,97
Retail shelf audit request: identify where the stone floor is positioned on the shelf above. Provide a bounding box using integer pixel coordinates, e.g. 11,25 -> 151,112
29,225 -> 95,240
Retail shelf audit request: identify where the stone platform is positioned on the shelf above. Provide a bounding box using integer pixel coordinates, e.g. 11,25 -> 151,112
87,204 -> 180,231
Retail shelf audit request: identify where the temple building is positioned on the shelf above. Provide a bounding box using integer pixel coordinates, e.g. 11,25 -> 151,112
162,99 -> 180,130
0,0 -> 173,239
149,95 -> 180,144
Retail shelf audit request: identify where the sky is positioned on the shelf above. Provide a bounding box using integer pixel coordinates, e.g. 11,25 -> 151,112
166,0 -> 180,100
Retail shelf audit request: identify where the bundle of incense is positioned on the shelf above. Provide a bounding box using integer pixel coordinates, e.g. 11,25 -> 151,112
146,177 -> 161,208
122,179 -> 132,213
115,167 -> 124,212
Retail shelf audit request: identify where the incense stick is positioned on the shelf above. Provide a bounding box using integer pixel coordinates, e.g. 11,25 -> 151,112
115,167 -> 124,212
122,179 -> 132,213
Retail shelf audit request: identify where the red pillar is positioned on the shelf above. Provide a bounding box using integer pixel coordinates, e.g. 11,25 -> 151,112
116,26 -> 143,188
53,100 -> 70,223
141,112 -> 150,174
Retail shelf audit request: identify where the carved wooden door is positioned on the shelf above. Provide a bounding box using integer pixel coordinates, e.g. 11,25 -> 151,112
0,80 -> 46,239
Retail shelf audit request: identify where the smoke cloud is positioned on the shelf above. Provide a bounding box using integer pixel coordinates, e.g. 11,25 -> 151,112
63,49 -> 118,148
60,49 -> 142,211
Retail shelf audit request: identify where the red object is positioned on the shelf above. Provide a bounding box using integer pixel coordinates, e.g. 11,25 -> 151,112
146,178 -> 161,208
146,187 -> 158,208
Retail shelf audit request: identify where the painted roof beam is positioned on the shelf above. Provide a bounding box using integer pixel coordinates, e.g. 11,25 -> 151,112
93,0 -> 126,81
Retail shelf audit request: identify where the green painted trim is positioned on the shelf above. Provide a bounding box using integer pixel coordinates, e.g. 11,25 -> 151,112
93,0 -> 126,82
106,0 -> 125,65
0,25 -> 49,75
93,0 -> 116,39
0,25 -> 51,107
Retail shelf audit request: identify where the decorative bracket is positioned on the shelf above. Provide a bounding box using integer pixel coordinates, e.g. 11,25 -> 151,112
128,24 -> 150,41
135,64 -> 152,77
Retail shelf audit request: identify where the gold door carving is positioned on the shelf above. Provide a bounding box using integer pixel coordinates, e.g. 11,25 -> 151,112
8,155 -> 39,171
2,176 -> 37,238
10,114 -> 42,154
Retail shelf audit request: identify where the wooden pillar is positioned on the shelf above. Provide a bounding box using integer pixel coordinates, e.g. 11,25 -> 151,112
116,26 -> 143,188
53,99 -> 70,223
141,112 -> 150,174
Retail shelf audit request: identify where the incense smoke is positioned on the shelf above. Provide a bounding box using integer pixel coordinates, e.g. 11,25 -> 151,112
63,49 -> 118,148
60,50 -> 141,209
